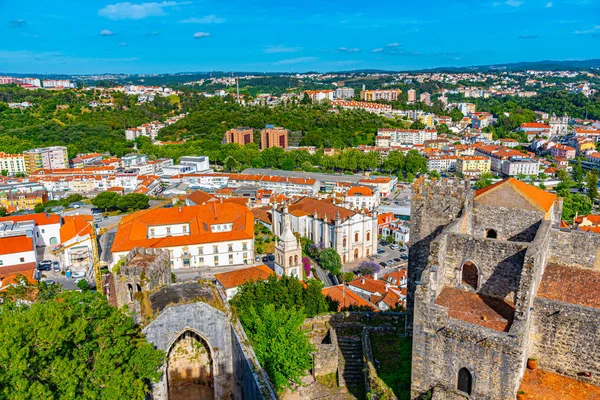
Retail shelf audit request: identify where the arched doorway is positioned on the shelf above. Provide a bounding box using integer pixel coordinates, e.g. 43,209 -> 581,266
461,261 -> 479,290
167,330 -> 214,400
457,367 -> 473,395
354,248 -> 359,260
49,237 -> 58,245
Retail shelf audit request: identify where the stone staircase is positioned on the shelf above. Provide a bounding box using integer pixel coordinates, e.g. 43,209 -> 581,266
337,336 -> 365,389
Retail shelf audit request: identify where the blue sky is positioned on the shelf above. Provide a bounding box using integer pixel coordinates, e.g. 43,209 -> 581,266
0,0 -> 599,74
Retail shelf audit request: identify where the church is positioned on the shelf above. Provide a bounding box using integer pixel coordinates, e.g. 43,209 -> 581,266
271,197 -> 378,263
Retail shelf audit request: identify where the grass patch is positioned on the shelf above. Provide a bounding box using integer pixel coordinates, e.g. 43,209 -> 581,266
370,334 -> 412,400
316,372 -> 338,388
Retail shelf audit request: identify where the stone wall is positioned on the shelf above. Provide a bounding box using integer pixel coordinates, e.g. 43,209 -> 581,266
444,234 -> 529,302
143,302 -> 234,400
472,203 -> 543,242
549,229 -> 600,270
311,328 -> 339,378
407,178 -> 471,334
530,297 -> 600,386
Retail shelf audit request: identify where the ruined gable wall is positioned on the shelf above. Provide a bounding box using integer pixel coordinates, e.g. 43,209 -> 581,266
549,229 -> 600,270
473,203 -> 543,242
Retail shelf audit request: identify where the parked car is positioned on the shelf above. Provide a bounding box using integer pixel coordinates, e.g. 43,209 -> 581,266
52,261 -> 60,271
377,249 -> 385,254
262,256 -> 268,262
379,240 -> 387,246
42,279 -> 56,285
104,216 -> 108,220
37,262 -> 52,271
400,254 -> 409,260
267,255 -> 275,261
373,254 -> 381,259
255,255 -> 262,262
379,262 -> 387,267
394,257 -> 402,262
71,271 -> 86,279
390,244 -> 400,250
387,260 -> 394,266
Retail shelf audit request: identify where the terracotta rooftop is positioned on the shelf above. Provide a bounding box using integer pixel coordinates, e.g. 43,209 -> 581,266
214,264 -> 274,289
435,286 -> 515,332
0,212 -> 60,226
0,263 -> 37,291
518,368 -> 600,400
537,264 -> 600,309
475,177 -> 557,213
322,285 -> 378,311
348,276 -> 390,295
60,215 -> 93,243
288,197 -> 355,222
186,190 -> 215,205
0,235 -> 34,256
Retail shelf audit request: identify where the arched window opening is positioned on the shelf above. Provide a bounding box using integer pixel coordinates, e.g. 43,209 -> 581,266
294,255 -> 298,265
167,331 -> 214,400
457,368 -> 473,395
461,261 -> 479,290
136,284 -> 142,292
289,256 -> 293,266
343,238 -> 347,247
354,248 -> 359,259
354,232 -> 359,242
127,284 -> 133,301
366,232 -> 371,241
485,229 -> 498,239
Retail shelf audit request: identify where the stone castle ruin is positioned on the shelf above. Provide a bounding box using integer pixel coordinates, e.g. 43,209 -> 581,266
408,177 -> 600,399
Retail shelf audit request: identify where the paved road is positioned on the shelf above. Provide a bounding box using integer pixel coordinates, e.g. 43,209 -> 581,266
242,168 -> 394,185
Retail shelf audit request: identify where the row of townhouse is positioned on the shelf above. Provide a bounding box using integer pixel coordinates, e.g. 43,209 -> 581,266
375,128 -> 438,146
473,144 -> 540,176
330,100 -> 392,114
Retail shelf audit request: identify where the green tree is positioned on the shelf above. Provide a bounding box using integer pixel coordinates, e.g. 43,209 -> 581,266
281,157 -> 295,171
76,279 -> 90,291
450,108 -> 464,122
251,157 -> 265,169
0,291 -> 164,399
586,171 -> 598,201
33,203 -> 45,213
475,172 -> 494,190
409,120 -> 426,129
1,170 -> 7,177
429,170 -> 441,179
318,248 -> 342,276
0,207 -> 7,217
239,304 -> 313,391
573,159 -> 585,184
116,193 -> 150,212
92,191 -> 120,211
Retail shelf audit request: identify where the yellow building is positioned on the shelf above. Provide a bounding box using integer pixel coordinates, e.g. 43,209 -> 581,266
419,114 -> 435,128
360,89 -> 401,101
0,153 -> 27,176
0,191 -> 47,213
456,156 -> 491,178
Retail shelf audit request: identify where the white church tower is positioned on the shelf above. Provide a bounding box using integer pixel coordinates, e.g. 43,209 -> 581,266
274,203 -> 303,281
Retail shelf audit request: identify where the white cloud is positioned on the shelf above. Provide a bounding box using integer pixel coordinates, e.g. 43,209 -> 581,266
119,42 -> 128,46
338,47 -> 359,53
263,45 -> 302,54
505,0 -> 523,6
575,25 -> 600,35
274,57 -> 317,65
98,1 -> 189,20
387,42 -> 399,47
99,29 -> 114,36
372,48 -> 383,53
193,32 -> 210,39
179,15 -> 224,24
545,1 -> 553,7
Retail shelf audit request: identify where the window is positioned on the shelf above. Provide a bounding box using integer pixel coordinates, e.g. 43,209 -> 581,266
214,255 -> 219,265
294,255 -> 298,265
355,232 -> 359,242
461,261 -> 479,290
41,229 -> 45,233
198,257 -> 204,266
457,368 -> 472,395
149,228 -> 155,238
198,247 -> 203,255
243,252 -> 247,259
0,260 -> 3,266
229,254 -> 233,264
183,225 -> 188,233
343,238 -> 347,247
20,257 -> 24,263
127,284 -> 133,301
242,242 -> 248,251
213,245 -> 219,254
289,256 -> 293,266
366,232 -> 371,241
485,229 -> 497,239
228,244 -> 233,252
166,227 -> 171,235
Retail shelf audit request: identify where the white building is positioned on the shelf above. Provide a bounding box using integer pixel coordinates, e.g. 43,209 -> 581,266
427,156 -> 457,172
111,202 -> 255,270
343,186 -> 379,211
0,213 -> 62,248
501,157 -> 540,177
0,234 -> 36,268
376,129 -> 437,146
271,198 -> 378,263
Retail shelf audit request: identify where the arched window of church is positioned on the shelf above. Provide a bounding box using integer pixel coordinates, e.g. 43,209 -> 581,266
289,256 -> 293,266
355,232 -> 359,242
343,238 -> 347,247
366,232 -> 371,241
457,368 -> 472,395
461,261 -> 479,290
127,284 -> 133,302
294,255 -> 298,265
485,229 -> 497,239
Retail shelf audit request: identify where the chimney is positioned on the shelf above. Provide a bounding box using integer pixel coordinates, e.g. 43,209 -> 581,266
385,283 -> 390,292
373,272 -> 378,281
361,278 -> 365,285
178,206 -> 182,212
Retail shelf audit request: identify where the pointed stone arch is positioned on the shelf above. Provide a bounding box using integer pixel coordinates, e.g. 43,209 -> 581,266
460,260 -> 480,290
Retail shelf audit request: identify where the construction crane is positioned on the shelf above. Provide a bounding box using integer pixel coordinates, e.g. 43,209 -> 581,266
52,198 -> 173,289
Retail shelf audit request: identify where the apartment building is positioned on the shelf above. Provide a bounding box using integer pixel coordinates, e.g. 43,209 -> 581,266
407,89 -> 417,103
500,156 -> 540,177
224,128 -> 254,146
23,146 -> 69,174
303,90 -> 334,102
376,128 -> 437,146
0,191 -> 47,213
550,144 -> 576,159
335,87 -> 355,99
426,155 -> 457,172
260,126 -> 289,150
456,156 -> 491,177
0,153 -> 27,176
331,100 -> 392,114
419,92 -> 432,106
360,89 -> 401,102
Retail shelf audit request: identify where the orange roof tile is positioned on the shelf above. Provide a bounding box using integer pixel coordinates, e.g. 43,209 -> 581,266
0,213 -> 60,226
288,197 -> 355,222
60,215 -> 93,243
348,276 -> 389,295
347,186 -> 374,196
322,285 -> 378,311
0,235 -> 34,255
475,178 -> 557,212
111,202 -> 254,253
214,264 -> 275,289
537,263 -> 600,309
186,190 -> 215,205
519,368 -> 600,400
0,263 -> 36,291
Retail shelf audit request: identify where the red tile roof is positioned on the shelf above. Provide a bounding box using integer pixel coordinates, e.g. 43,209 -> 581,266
0,262 -> 37,291
322,285 -> 378,311
519,368 -> 600,400
214,264 -> 274,289
537,263 -> 600,309
111,203 -> 254,253
60,215 -> 93,243
348,276 -> 389,295
347,186 -> 374,196
475,178 -> 557,213
0,213 -> 60,226
288,197 -> 355,222
0,235 -> 34,255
